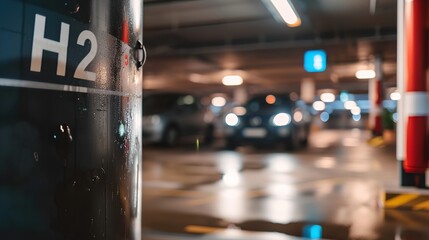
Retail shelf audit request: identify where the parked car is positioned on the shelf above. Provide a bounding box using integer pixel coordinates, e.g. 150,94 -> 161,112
223,93 -> 311,150
143,92 -> 215,146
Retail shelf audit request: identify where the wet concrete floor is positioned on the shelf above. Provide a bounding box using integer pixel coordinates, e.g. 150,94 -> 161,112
141,129 -> 429,240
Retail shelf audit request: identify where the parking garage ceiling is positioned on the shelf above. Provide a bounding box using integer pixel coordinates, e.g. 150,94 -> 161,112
143,0 -> 397,96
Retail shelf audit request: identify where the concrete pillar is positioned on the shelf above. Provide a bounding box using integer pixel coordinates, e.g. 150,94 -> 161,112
369,56 -> 383,136
233,86 -> 248,105
301,78 -> 315,104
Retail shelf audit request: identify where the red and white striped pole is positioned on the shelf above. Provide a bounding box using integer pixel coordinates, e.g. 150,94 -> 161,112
404,0 -> 428,176
368,55 -> 383,137
371,56 -> 383,137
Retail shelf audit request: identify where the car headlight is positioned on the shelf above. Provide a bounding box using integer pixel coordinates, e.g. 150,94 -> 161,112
293,110 -> 303,123
272,113 -> 291,126
225,113 -> 240,127
143,115 -> 161,126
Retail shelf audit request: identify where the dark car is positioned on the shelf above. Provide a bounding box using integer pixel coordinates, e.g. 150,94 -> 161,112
143,92 -> 215,146
223,94 -> 311,150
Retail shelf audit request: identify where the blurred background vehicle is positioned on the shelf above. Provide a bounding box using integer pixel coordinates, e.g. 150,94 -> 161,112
143,92 -> 215,146
223,93 -> 311,150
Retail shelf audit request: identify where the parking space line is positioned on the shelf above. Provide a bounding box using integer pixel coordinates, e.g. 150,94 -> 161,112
185,225 -> 224,234
383,192 -> 429,211
385,210 -> 424,227
384,194 -> 419,208
413,200 -> 429,210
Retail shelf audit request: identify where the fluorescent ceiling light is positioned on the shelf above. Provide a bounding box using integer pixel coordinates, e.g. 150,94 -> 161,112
211,96 -> 226,107
269,0 -> 301,27
222,75 -> 243,86
355,70 -> 376,79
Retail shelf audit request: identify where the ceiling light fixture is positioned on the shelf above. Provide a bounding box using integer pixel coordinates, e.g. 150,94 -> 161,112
222,75 -> 243,86
355,70 -> 376,79
211,96 -> 227,107
320,93 -> 335,103
266,0 -> 301,27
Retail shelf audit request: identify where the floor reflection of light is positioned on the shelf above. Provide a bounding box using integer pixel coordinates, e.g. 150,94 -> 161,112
222,227 -> 243,238
215,189 -> 246,222
314,157 -> 336,169
266,183 -> 297,198
334,181 -> 383,240
216,152 -> 243,187
343,138 -> 360,147
269,174 -> 295,183
222,172 -> 241,187
303,224 -> 323,239
351,128 -> 361,137
216,151 -> 243,174
311,131 -> 338,148
263,198 -> 297,223
315,182 -> 334,196
212,230 -> 288,240
349,207 -> 380,240
266,154 -> 297,173
345,163 -> 369,172
371,161 -> 382,170
312,141 -> 331,148
345,181 -> 374,205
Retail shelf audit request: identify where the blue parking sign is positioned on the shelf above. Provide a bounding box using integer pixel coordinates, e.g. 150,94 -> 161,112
304,50 -> 327,72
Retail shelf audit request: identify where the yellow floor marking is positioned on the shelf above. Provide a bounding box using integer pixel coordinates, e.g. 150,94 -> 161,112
384,194 -> 419,208
367,136 -> 385,147
385,210 -> 424,227
413,200 -> 429,210
246,189 -> 266,198
185,225 -> 224,234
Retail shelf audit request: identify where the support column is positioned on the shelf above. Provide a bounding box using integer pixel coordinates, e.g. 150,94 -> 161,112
403,0 -> 428,186
300,78 -> 315,104
233,86 -> 248,105
397,0 -> 415,186
369,56 -> 383,136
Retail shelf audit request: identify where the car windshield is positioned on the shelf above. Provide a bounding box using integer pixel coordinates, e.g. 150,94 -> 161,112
245,95 -> 293,113
143,94 -> 179,115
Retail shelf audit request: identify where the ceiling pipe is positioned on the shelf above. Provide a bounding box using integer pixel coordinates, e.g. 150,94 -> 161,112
149,34 -> 396,56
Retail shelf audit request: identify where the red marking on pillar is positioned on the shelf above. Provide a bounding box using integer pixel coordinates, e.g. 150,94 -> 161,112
374,79 -> 382,136
406,117 -> 427,172
404,0 -> 428,173
122,19 -> 129,44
